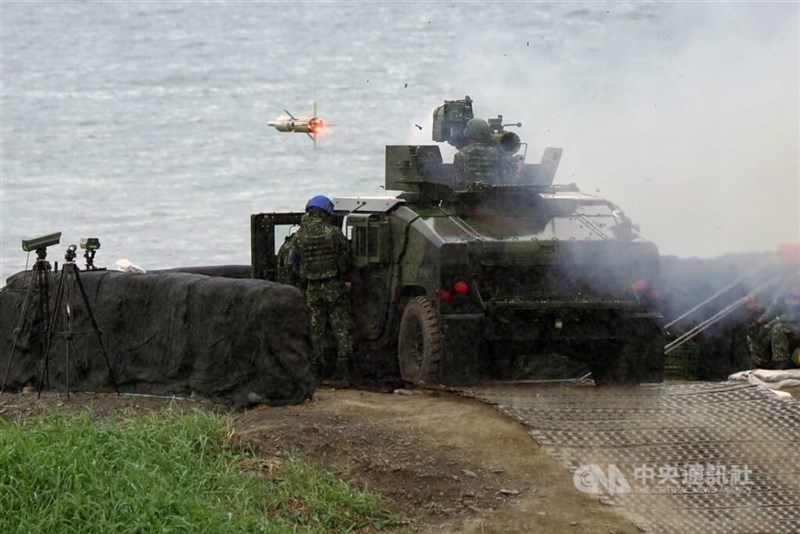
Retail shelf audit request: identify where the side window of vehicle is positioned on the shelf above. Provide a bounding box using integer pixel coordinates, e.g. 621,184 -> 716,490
250,212 -> 304,280
346,214 -> 390,266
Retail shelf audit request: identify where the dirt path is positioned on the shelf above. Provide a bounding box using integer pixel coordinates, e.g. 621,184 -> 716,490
239,387 -> 639,533
1,387 -> 638,533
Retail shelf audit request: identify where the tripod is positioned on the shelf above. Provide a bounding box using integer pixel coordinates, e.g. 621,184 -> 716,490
36,245 -> 120,399
1,248 -> 55,394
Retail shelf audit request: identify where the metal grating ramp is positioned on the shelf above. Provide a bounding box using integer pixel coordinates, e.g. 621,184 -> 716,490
457,382 -> 800,533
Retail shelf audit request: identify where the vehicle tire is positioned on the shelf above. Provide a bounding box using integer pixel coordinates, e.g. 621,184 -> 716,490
398,296 -> 442,385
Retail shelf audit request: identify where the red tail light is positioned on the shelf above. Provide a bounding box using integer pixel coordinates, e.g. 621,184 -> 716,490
453,280 -> 469,294
632,280 -> 648,292
436,288 -> 452,302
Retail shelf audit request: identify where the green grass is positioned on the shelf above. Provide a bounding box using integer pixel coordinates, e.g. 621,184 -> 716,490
0,408 -> 402,533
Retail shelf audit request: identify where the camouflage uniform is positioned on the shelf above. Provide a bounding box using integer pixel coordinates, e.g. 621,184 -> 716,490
276,233 -> 301,287
758,280 -> 800,369
502,154 -> 524,184
746,322 -> 772,368
744,294 -> 772,367
771,321 -> 799,368
291,210 -> 353,378
453,141 -> 503,189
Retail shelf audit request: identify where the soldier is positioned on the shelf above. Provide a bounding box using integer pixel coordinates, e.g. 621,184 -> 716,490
290,195 -> 353,384
276,232 -> 301,287
452,118 -> 504,189
758,283 -> 800,369
753,244 -> 800,369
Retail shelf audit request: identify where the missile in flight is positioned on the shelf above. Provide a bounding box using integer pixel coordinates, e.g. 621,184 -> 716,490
267,102 -> 325,149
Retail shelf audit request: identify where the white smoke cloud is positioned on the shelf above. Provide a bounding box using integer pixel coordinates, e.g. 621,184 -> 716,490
409,3 -> 799,258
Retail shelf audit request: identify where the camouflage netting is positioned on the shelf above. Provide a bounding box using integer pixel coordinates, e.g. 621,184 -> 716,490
0,269 -> 314,407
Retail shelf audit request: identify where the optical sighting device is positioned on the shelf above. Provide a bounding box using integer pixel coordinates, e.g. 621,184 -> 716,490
21,232 -> 62,252
80,237 -> 101,270
80,237 -> 101,251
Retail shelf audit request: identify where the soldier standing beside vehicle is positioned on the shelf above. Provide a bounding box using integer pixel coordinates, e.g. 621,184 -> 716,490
452,118 -> 505,189
290,195 -> 354,384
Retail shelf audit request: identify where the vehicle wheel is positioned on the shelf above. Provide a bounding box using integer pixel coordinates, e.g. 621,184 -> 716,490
398,296 -> 442,385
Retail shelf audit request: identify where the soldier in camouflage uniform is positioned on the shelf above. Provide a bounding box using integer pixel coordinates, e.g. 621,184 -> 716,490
290,195 -> 353,383
453,118 -> 505,189
758,281 -> 800,369
747,324 -> 772,368
276,232 -> 301,287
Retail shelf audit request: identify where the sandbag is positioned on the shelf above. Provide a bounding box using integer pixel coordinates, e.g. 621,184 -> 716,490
0,268 -> 314,407
729,368 -> 800,397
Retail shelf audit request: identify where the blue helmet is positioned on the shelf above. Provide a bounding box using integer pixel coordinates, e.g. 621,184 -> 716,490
305,195 -> 334,216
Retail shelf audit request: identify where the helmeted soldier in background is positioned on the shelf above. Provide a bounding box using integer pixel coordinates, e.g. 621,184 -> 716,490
452,118 -> 504,189
290,195 -> 353,384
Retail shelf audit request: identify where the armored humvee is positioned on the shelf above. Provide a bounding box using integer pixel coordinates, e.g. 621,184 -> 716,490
252,96 -> 665,386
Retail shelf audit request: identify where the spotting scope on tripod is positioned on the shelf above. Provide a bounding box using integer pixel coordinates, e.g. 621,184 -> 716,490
1,233 -> 61,394
1,235 -> 119,399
